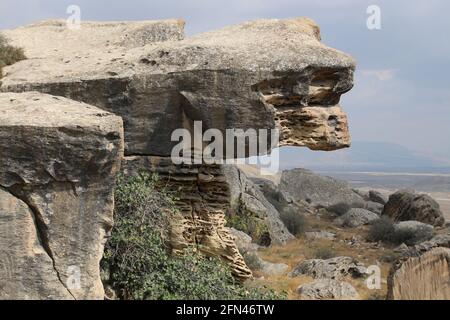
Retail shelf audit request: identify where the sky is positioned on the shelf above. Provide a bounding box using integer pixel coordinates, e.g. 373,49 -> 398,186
1,0 -> 449,160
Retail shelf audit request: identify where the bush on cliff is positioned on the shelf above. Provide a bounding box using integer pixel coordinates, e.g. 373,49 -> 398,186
0,34 -> 26,79
102,172 -> 284,300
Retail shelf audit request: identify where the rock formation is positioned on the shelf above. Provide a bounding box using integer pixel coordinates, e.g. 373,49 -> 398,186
0,92 -> 124,299
382,191 -> 445,227
289,256 -> 366,280
297,279 -> 360,300
334,208 -> 379,228
0,17 -> 356,290
279,168 -> 363,207
387,247 -> 450,300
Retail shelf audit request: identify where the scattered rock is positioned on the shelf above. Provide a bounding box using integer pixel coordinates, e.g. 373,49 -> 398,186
305,231 -> 336,241
228,228 -> 259,253
369,190 -> 388,205
364,201 -> 384,215
297,279 -> 360,300
382,191 -> 445,227
334,208 -> 379,228
259,261 -> 289,276
289,256 -> 366,280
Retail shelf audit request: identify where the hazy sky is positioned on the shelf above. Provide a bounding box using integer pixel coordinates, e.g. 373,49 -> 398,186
1,0 -> 449,159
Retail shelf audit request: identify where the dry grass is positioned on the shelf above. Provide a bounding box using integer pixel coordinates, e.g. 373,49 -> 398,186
255,214 -> 393,300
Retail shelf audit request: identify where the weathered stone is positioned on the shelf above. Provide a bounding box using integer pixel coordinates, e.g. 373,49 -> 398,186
0,92 -> 124,299
364,201 -> 384,215
279,168 -> 363,208
305,231 -> 336,241
297,279 -> 360,300
223,166 -> 294,246
289,256 -> 366,280
382,191 -> 445,227
368,190 -> 388,205
2,18 -> 355,157
121,156 -> 253,280
228,228 -> 259,253
387,247 -> 450,300
334,208 -> 379,228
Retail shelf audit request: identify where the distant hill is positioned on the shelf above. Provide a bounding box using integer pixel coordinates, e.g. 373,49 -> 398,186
277,141 -> 450,173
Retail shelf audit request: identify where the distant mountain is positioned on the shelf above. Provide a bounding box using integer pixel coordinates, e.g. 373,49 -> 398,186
276,141 -> 450,173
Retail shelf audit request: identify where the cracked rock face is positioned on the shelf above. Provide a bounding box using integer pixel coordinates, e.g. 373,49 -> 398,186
1,17 -> 355,157
0,92 -> 124,299
387,247 -> 450,300
0,18 -> 356,288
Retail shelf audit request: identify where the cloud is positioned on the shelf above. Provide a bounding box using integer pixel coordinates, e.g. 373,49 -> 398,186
361,69 -> 396,81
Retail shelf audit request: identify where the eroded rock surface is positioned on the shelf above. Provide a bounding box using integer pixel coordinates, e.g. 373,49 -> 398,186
334,208 -> 379,228
280,168 -> 363,207
289,256 -> 366,280
387,247 -> 450,300
297,279 -> 360,300
382,191 -> 445,227
0,92 -> 124,299
1,18 -> 355,157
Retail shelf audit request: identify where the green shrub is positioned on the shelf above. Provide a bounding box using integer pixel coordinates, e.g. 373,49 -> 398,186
327,202 -> 351,216
367,216 -> 433,246
367,216 -> 395,243
312,246 -> 335,259
242,252 -> 262,271
226,212 -> 270,246
279,207 -> 307,237
0,33 -> 26,79
102,172 -> 284,300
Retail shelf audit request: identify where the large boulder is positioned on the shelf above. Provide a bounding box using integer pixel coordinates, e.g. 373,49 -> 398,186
382,191 -> 445,227
0,92 -> 124,299
334,208 -> 379,228
297,279 -> 360,300
289,256 -> 366,280
387,247 -> 450,300
1,18 -> 355,157
279,168 -> 363,208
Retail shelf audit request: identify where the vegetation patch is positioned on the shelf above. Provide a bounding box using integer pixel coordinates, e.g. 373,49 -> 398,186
227,205 -> 271,246
367,216 -> 434,246
279,207 -> 307,237
0,34 -> 26,79
102,172 -> 284,300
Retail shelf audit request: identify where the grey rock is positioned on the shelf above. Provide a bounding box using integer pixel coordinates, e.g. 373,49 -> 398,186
364,201 -> 384,214
289,256 -> 366,280
228,228 -> 259,253
305,231 -> 336,241
223,166 -> 295,246
382,191 -> 445,227
334,208 -> 379,228
369,190 -> 388,205
297,279 -> 360,300
279,169 -> 364,208
260,261 -> 289,276
2,18 -> 355,157
0,92 -> 124,300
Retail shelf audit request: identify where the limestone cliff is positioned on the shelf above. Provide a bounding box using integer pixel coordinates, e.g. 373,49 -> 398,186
0,92 -> 124,299
0,18 -> 356,289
